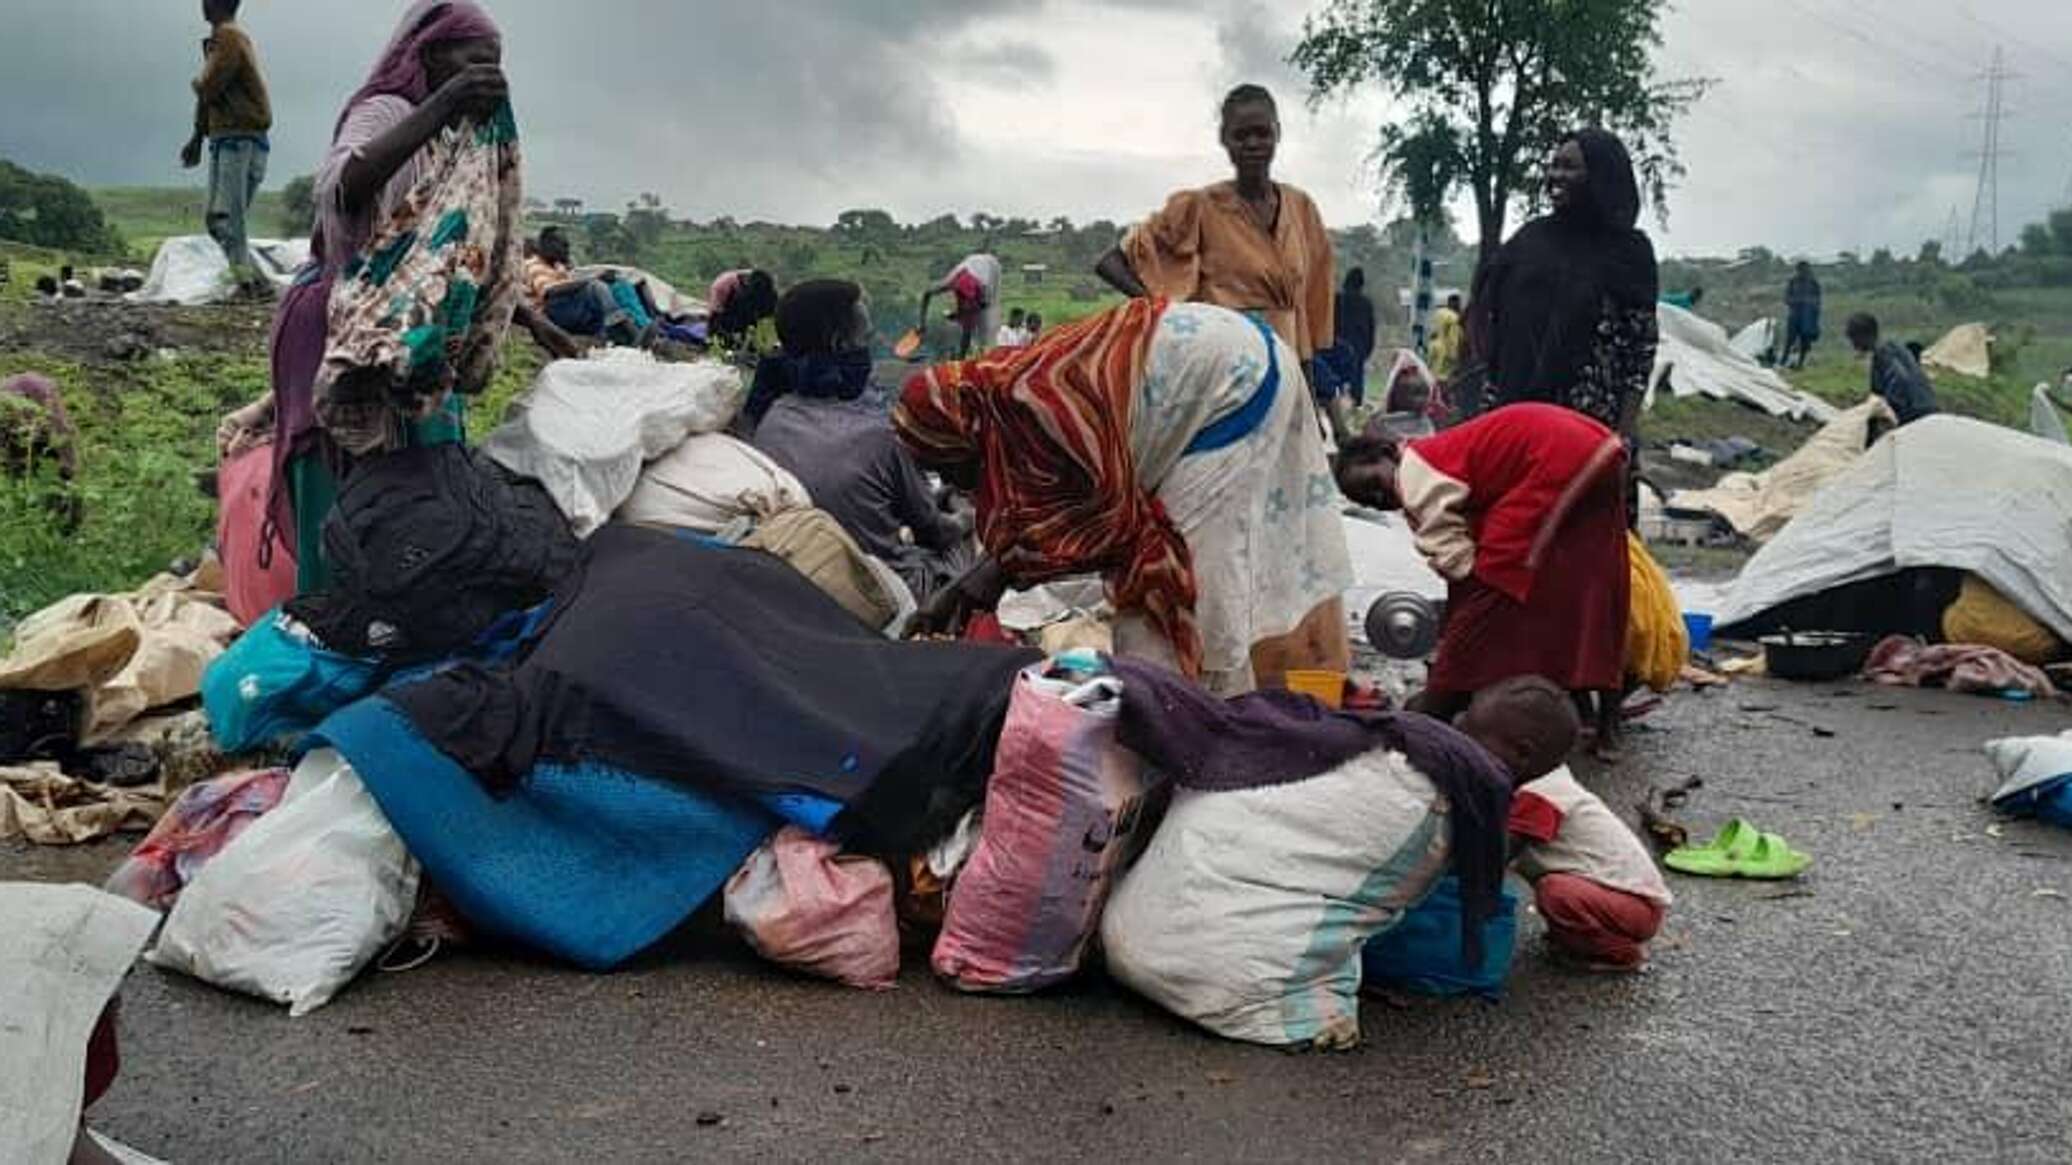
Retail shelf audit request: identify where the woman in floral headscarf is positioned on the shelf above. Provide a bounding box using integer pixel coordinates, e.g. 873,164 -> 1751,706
215,1 -> 561,595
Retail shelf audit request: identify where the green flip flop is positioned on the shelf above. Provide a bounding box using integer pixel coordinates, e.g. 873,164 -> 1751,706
1663,818 -> 1761,877
1734,832 -> 1813,880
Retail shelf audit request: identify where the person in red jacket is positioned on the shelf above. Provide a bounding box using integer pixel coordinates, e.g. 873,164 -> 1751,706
1337,402 -> 1632,753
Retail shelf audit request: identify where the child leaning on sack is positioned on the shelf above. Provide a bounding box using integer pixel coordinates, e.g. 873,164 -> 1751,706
1457,676 -> 1673,971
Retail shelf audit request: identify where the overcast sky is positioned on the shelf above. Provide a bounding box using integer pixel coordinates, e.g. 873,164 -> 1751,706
4,0 -> 2070,258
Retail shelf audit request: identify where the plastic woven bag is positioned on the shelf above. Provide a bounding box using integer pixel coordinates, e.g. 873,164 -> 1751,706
724,826 -> 899,990
931,664 -> 1149,993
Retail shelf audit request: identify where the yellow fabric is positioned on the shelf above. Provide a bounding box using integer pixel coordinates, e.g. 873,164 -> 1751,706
1625,533 -> 1688,693
0,572 -> 241,745
1428,306 -> 1465,380
741,508 -> 900,632
1942,574 -> 2066,665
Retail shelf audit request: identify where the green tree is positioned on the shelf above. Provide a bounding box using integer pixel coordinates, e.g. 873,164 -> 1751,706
0,159 -> 123,253
624,200 -> 668,253
834,209 -> 898,241
584,213 -> 638,263
1292,0 -> 1708,265
2020,222 -> 2055,257
277,174 -> 316,236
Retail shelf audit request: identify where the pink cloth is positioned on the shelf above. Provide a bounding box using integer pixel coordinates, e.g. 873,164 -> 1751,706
104,769 -> 292,912
708,269 -> 745,316
218,444 -> 297,625
1534,872 -> 1664,969
1865,635 -> 2057,699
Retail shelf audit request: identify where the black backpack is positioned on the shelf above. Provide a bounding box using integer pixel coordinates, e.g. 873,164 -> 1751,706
310,444 -> 578,663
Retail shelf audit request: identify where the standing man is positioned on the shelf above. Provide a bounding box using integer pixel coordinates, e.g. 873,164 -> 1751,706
180,0 -> 271,299
1846,314 -> 1940,426
1783,261 -> 1822,369
1332,267 -> 1377,405
919,252 -> 1002,359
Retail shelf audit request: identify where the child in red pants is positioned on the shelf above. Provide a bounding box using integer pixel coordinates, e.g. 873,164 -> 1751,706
1457,675 -> 1672,971
1507,768 -> 1671,969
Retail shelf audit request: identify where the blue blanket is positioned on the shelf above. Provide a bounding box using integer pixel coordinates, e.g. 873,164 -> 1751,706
313,697 -> 774,970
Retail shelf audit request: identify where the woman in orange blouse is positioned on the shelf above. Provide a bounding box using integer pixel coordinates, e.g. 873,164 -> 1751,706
1096,82 -> 1351,684
1097,85 -> 1337,366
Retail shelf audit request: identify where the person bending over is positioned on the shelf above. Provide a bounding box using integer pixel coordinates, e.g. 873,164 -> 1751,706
1460,677 -> 1672,971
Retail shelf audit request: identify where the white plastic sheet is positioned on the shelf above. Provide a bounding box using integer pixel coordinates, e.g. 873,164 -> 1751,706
1717,415 -> 2072,641
1,884 -> 158,1165
481,349 -> 745,537
127,235 -> 309,306
1649,303 -> 1838,422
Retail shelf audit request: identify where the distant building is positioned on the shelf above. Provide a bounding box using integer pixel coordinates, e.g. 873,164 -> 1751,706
1022,263 -> 1049,285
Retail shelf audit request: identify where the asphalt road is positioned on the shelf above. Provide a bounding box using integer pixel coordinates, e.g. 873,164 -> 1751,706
11,678 -> 2072,1162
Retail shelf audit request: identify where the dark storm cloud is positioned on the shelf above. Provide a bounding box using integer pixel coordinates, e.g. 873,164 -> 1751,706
2,0 -> 2070,254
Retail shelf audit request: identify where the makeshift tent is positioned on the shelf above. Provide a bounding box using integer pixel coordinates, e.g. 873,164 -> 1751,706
1671,398 -> 1895,542
1648,303 -> 1838,422
1922,323 -> 1992,379
1716,416 -> 2072,643
128,236 -> 309,306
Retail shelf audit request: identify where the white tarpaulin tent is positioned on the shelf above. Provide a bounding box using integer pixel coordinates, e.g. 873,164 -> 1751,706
1717,415 -> 2072,641
1922,322 -> 1993,379
128,236 -> 309,306
1649,303 -> 1838,423
1670,397 -> 1895,542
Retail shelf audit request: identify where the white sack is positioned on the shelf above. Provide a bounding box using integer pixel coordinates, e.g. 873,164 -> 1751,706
127,235 -> 309,306
481,349 -> 744,537
615,432 -> 810,533
150,750 -> 419,1017
1099,749 -> 1450,1049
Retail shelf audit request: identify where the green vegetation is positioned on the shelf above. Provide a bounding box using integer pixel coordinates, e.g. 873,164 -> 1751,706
1661,249 -> 2072,427
0,179 -> 2061,627
0,160 -> 124,255
0,326 -> 263,619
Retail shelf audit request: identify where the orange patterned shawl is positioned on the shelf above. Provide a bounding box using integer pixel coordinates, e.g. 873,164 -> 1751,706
895,298 -> 1205,674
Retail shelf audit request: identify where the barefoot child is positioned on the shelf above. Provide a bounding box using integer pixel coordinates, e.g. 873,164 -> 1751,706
1458,676 -> 1672,970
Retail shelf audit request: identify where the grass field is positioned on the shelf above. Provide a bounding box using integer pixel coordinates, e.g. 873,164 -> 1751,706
0,185 -> 2063,625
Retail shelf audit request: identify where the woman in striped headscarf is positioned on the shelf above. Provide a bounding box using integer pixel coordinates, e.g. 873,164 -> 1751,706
895,299 -> 1352,695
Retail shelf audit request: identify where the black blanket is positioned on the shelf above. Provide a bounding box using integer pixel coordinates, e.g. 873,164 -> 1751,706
393,524 -> 1038,854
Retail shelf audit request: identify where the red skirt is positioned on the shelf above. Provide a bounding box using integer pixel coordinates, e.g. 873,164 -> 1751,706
1426,477 -> 1629,695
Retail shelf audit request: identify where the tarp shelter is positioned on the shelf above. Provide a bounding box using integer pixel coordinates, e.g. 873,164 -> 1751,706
1671,398 -> 1895,542
1716,415 -> 2072,642
1922,322 -> 1993,379
128,236 -> 309,306
1649,304 -> 1838,423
